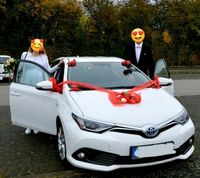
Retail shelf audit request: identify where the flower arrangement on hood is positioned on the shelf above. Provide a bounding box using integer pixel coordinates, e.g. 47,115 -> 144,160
4,57 -> 18,72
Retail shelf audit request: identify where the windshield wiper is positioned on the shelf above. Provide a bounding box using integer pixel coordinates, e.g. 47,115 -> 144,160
106,86 -> 136,89
69,86 -> 92,91
69,85 -> 136,91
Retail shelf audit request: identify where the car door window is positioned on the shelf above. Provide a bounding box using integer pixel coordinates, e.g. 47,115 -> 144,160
15,60 -> 51,86
54,62 -> 64,83
154,59 -> 170,78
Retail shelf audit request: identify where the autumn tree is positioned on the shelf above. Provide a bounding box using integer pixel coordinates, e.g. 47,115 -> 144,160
151,0 -> 200,65
82,0 -> 122,55
0,0 -> 82,59
118,0 -> 154,40
0,0 -> 199,65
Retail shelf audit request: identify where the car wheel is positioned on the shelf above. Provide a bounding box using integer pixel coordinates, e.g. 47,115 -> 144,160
57,124 -> 67,161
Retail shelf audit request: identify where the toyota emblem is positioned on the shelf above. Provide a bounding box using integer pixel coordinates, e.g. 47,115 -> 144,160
144,126 -> 159,138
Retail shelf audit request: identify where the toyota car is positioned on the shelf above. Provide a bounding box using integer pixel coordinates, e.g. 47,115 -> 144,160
10,57 -> 195,171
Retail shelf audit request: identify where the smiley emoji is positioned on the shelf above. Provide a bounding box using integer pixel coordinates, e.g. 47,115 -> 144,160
131,28 -> 145,43
31,39 -> 44,52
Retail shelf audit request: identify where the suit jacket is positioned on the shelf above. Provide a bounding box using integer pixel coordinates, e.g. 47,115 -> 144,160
123,42 -> 155,79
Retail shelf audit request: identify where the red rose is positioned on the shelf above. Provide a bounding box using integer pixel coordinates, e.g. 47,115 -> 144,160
122,60 -> 132,67
68,59 -> 77,67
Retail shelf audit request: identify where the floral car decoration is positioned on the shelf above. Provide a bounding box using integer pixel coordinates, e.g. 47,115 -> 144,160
67,59 -> 77,67
3,57 -> 18,73
121,60 -> 132,68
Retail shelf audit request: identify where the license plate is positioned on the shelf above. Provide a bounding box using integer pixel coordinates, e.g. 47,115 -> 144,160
131,142 -> 176,159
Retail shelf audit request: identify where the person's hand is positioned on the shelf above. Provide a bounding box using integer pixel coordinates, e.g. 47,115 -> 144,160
57,57 -> 64,67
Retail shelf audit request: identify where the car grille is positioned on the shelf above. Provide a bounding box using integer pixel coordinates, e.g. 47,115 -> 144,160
110,122 -> 177,139
72,136 -> 194,166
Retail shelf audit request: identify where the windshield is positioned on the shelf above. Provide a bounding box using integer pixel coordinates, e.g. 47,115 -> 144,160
68,62 -> 150,89
0,56 -> 10,63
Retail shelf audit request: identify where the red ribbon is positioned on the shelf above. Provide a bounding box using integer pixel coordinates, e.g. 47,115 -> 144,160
48,76 -> 160,106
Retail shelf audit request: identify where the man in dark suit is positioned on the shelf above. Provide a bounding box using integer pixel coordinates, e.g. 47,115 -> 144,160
123,28 -> 155,79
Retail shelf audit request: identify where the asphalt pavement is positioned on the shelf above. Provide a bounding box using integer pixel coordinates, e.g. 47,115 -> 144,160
0,73 -> 200,178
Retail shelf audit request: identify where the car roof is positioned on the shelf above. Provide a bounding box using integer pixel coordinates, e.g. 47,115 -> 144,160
65,56 -> 124,63
0,55 -> 11,57
0,55 -> 11,58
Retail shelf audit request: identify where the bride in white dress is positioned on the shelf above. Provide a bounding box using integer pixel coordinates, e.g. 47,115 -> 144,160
20,39 -> 63,134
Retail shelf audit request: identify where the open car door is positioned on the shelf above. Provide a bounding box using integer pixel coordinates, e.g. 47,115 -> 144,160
154,59 -> 174,96
10,60 -> 59,135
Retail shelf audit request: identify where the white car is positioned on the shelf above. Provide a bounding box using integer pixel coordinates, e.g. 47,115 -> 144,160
10,57 -> 195,171
0,55 -> 11,81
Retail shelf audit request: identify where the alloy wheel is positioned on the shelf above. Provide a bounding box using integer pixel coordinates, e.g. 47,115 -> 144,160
57,125 -> 66,161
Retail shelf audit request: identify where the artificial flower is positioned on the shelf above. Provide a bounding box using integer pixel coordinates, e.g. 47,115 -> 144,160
122,60 -> 132,67
68,59 -> 77,67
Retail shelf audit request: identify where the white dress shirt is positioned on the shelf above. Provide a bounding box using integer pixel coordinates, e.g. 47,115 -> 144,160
135,42 -> 143,63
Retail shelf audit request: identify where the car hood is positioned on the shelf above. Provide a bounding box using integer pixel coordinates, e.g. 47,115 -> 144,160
69,88 -> 183,127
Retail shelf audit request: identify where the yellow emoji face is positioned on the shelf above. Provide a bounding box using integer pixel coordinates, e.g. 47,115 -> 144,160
31,39 -> 44,52
131,28 -> 145,43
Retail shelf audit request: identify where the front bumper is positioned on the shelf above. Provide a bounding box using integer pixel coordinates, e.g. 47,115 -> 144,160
64,118 -> 195,171
72,136 -> 194,165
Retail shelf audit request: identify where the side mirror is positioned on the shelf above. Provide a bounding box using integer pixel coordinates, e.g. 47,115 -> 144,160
36,80 -> 53,90
158,77 -> 173,86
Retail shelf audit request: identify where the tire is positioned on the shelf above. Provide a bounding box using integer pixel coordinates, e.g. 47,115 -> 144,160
57,123 -> 67,162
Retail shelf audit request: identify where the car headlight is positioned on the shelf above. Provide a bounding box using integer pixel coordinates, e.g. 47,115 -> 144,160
72,113 -> 115,133
174,109 -> 189,125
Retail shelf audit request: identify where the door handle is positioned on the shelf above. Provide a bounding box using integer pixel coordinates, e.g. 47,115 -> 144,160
10,91 -> 20,96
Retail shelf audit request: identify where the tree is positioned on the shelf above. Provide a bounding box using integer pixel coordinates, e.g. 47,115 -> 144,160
0,0 -> 199,65
82,0 -> 122,55
1,0 -> 82,59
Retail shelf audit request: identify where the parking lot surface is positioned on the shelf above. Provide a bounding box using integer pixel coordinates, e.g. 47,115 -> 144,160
0,73 -> 200,178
